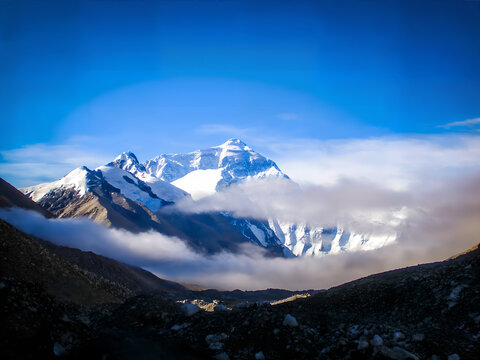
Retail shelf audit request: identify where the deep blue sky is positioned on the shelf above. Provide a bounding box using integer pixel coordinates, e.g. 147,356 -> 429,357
1,0 -> 480,184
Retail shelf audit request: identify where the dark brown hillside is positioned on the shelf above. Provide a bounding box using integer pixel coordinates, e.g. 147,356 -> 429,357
0,177 -> 53,218
0,219 -> 130,304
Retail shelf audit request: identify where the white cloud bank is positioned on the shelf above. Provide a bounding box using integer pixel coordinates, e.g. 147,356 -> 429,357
265,134 -> 480,190
1,134 -> 480,290
1,170 -> 479,291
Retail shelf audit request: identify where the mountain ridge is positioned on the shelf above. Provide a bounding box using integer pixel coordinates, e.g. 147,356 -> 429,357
19,139 -> 394,258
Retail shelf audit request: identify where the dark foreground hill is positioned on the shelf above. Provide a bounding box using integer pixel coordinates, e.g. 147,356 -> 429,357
1,213 -> 479,359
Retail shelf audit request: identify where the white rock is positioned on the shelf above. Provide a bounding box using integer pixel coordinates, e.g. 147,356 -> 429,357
53,343 -> 66,357
255,351 -> 265,360
283,314 -> 298,327
214,304 -> 228,312
371,334 -> 383,346
393,331 -> 405,341
214,353 -> 230,360
357,340 -> 369,350
380,346 -> 419,360
206,333 -> 228,351
181,302 -> 200,316
412,333 -> 424,342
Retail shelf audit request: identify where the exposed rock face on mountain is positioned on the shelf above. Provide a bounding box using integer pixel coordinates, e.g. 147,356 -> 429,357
19,163 -> 287,256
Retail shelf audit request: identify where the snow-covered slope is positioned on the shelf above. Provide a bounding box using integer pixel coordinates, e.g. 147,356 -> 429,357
267,220 -> 396,257
21,165 -> 179,212
22,167 -> 92,202
142,139 -> 287,197
171,169 -> 223,200
108,152 -> 189,203
95,165 -> 167,211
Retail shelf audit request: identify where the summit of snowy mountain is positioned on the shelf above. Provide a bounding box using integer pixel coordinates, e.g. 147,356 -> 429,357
108,151 -> 146,174
22,167 -> 92,202
218,138 -> 249,148
138,139 -> 288,198
107,152 -> 190,203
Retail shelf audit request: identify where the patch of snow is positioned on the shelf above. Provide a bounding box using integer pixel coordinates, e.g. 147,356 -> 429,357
248,223 -> 267,247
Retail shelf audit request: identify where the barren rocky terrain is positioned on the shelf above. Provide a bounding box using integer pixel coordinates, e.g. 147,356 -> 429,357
1,216 -> 478,359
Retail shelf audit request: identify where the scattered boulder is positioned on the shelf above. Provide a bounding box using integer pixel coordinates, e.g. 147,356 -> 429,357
206,333 -> 228,351
255,351 -> 265,360
357,340 -> 369,350
181,302 -> 200,316
380,346 -> 419,360
371,334 -> 383,346
283,314 -> 298,327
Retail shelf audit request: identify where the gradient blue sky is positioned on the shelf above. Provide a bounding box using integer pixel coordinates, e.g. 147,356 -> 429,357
1,0 -> 479,186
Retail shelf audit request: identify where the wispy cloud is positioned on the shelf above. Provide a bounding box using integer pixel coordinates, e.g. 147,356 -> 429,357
276,113 -> 299,121
0,140 -> 112,187
439,117 -> 480,129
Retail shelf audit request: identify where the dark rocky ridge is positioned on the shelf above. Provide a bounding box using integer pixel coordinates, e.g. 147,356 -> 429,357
0,177 -> 53,218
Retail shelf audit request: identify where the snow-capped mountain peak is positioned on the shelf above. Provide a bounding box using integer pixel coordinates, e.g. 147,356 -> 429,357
139,139 -> 288,198
108,151 -> 146,174
21,167 -> 91,202
217,138 -> 249,149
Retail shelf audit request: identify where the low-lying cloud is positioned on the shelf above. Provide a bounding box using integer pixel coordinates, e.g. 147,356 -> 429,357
1,170 -> 479,291
172,178 -> 412,233
2,134 -> 480,290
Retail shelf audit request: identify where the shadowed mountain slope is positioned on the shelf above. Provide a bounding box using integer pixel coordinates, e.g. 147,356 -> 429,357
0,177 -> 53,218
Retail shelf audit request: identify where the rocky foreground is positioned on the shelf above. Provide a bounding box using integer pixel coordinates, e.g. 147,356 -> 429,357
1,214 -> 479,360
